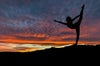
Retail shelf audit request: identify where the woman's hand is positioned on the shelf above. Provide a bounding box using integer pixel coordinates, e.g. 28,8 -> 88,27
54,20 -> 58,22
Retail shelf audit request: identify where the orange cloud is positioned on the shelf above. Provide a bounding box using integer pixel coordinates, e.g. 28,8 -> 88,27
46,35 -> 76,41
13,33 -> 49,38
0,39 -> 74,44
0,38 -> 99,45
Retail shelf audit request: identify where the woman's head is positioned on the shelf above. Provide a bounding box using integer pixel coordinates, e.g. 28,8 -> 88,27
66,16 -> 72,22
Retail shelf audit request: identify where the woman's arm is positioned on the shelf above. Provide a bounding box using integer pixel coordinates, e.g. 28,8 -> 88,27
54,20 -> 67,25
72,15 -> 80,21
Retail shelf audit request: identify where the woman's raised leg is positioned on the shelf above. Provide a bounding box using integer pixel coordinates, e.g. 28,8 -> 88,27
76,4 -> 85,26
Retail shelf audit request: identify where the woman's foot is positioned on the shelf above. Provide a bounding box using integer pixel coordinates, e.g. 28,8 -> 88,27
72,43 -> 77,46
81,4 -> 85,8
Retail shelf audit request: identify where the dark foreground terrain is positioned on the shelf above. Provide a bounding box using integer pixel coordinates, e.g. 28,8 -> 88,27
0,45 -> 100,57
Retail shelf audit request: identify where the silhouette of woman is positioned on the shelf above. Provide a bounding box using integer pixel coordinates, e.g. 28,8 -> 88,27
54,4 -> 85,46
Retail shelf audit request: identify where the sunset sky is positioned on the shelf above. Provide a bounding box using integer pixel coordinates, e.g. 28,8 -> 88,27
0,0 -> 100,52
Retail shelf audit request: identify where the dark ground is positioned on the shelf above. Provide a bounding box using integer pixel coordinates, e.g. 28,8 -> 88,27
0,45 -> 100,57
0,45 -> 99,65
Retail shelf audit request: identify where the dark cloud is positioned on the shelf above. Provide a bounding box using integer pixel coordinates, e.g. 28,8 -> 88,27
0,0 -> 100,42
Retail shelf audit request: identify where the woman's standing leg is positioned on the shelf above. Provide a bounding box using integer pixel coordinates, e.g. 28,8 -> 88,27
75,27 -> 80,45
74,5 -> 85,45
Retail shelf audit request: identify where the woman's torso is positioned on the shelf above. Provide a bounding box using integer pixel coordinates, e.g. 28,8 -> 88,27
67,23 -> 76,29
